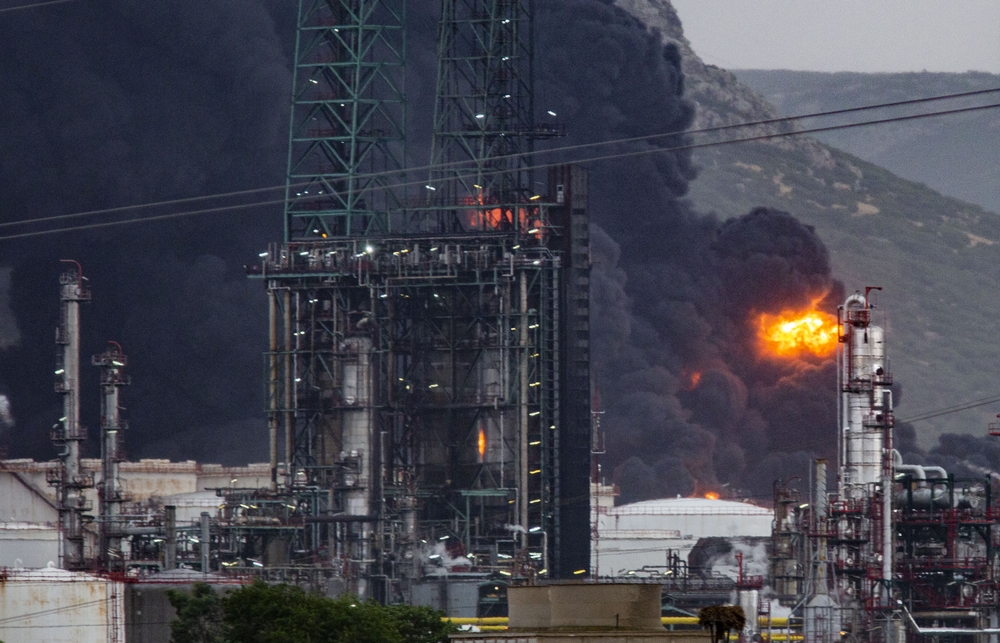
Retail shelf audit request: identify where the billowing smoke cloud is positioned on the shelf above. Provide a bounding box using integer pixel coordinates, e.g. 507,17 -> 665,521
0,0 -> 844,491
1,0 -> 973,502
536,1 -> 843,500
0,1 -> 292,463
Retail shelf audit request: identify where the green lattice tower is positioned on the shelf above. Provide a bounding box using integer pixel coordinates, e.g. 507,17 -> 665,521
283,0 -> 406,240
423,0 -> 556,232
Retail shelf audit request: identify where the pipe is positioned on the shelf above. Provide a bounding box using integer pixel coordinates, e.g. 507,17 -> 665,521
924,466 -> 948,480
902,606 -> 1000,636
283,289 -> 293,487
518,273 -> 528,550
200,512 -> 211,573
268,289 -> 278,491
163,506 -> 177,570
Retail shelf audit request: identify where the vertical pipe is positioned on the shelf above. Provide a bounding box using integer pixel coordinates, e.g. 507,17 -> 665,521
54,262 -> 90,569
94,343 -> 128,571
200,512 -> 211,573
815,458 -> 828,594
268,289 -> 279,491
163,505 -> 177,571
519,273 -> 529,547
283,289 -> 294,487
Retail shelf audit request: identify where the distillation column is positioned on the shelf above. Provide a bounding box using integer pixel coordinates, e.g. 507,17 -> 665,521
93,342 -> 129,571
342,336 -> 374,596
836,290 -> 895,617
838,292 -> 892,499
51,260 -> 92,569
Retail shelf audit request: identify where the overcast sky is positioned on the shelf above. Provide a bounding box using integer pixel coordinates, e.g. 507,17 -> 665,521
670,0 -> 1000,74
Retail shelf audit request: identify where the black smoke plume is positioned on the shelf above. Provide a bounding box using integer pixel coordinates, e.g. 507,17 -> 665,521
1,0 -> 968,501
536,1 -> 843,500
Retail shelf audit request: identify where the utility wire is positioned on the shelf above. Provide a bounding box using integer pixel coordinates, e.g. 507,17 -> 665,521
3,99 -> 999,243
2,86 -> 999,232
0,0 -> 80,13
899,394 -> 1000,424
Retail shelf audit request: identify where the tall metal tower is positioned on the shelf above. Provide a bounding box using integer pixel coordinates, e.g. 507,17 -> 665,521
93,342 -> 129,572
244,0 -> 590,599
50,260 -> 93,569
282,0 -> 406,240
421,0 -> 543,231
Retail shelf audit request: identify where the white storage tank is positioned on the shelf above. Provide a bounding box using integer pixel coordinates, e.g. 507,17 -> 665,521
0,563 -> 125,643
0,522 -> 59,568
592,494 -> 773,579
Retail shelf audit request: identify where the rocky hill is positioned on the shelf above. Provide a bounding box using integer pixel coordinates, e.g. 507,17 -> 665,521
617,0 -> 1000,446
733,69 -> 1000,215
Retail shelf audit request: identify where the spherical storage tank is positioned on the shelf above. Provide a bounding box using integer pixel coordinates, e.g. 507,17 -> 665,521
0,563 -> 125,643
592,496 -> 774,578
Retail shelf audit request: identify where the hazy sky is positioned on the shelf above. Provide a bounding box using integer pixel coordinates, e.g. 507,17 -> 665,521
670,0 -> 1000,74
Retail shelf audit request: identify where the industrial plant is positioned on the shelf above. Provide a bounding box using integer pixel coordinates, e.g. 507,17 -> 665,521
2,2 -> 999,643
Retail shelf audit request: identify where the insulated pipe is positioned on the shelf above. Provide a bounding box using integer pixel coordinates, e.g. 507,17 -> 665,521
200,512 -> 211,573
903,606 -> 1000,635
163,505 -> 177,571
923,466 -> 948,480
283,290 -> 293,487
268,289 -> 278,491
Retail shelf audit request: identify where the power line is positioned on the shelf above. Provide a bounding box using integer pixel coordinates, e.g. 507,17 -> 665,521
0,0 -> 80,14
3,99 -> 999,243
2,86 -> 999,234
899,394 -> 1000,424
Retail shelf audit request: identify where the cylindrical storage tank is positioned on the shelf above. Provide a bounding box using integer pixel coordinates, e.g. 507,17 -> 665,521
0,563 -> 124,643
593,497 -> 773,578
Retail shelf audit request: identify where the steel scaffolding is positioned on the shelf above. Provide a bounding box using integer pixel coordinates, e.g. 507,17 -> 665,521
283,0 -> 406,239
243,0 -> 590,601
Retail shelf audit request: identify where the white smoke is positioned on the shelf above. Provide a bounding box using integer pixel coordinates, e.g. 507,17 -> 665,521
0,394 -> 13,429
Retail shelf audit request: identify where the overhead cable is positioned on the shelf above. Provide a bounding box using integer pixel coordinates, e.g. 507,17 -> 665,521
2,100 -> 1000,241
2,86 -> 999,233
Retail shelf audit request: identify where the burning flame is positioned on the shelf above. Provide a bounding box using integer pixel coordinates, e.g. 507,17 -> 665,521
461,193 -> 542,238
704,492 -> 720,500
477,427 -> 486,461
758,309 -> 837,358
681,370 -> 702,391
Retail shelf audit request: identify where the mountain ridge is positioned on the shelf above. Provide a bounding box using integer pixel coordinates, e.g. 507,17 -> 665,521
618,0 -> 1000,446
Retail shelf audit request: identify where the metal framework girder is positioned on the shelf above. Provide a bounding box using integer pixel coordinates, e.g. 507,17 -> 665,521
284,0 -> 406,240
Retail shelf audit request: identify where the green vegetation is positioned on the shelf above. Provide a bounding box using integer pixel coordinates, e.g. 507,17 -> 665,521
698,605 -> 746,643
166,582 -> 457,643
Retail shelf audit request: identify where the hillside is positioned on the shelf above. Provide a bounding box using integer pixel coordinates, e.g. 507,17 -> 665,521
618,0 -> 1000,446
732,69 -> 1000,215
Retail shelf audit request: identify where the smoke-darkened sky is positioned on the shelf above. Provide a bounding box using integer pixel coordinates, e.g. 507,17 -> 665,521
0,0 -> 989,501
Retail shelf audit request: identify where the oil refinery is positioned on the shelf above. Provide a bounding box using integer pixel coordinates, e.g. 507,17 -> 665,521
2,2 -> 1000,643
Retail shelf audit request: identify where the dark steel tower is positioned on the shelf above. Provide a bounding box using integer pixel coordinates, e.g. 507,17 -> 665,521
241,0 -> 590,598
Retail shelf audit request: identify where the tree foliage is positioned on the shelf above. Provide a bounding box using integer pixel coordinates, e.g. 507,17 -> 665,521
698,605 -> 746,643
166,583 -> 227,643
167,581 -> 457,643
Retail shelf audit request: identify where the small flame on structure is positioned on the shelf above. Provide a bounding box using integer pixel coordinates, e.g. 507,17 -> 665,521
461,192 -> 542,238
478,427 -> 486,462
680,369 -> 702,391
704,492 -> 720,500
757,309 -> 838,358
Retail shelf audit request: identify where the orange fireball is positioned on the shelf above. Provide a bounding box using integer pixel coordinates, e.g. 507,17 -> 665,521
758,309 -> 838,358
